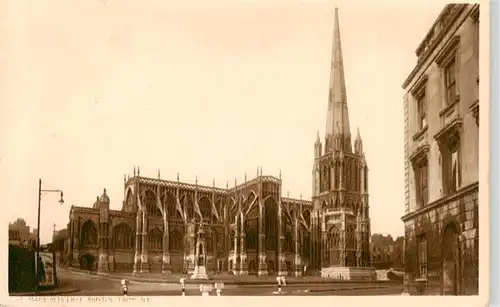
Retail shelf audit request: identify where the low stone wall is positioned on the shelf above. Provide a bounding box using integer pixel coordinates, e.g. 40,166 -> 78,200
321,266 -> 376,281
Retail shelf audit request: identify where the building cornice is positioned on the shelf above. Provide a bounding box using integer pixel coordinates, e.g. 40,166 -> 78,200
402,4 -> 470,89
401,181 -> 478,222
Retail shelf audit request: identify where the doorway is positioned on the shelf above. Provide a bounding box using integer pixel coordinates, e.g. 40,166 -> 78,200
442,224 -> 461,295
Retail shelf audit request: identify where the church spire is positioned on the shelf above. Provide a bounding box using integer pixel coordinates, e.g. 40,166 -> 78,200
325,7 -> 351,152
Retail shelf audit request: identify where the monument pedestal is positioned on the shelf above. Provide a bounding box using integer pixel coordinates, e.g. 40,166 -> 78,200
191,265 -> 209,280
97,253 -> 109,273
321,266 -> 376,281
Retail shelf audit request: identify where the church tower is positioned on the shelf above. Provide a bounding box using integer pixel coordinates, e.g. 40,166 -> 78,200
311,8 -> 372,279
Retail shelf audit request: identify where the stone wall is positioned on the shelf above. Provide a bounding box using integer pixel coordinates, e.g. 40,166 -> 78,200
404,184 -> 478,295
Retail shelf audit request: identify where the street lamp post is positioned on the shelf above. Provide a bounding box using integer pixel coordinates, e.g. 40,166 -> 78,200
36,178 -> 64,294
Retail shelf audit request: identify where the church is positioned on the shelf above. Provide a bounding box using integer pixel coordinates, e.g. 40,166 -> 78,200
63,8 -> 373,279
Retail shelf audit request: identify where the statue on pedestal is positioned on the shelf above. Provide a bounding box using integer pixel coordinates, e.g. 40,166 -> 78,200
191,223 -> 209,280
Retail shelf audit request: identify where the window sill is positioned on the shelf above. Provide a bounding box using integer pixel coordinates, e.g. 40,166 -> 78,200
439,98 -> 460,118
412,125 -> 428,141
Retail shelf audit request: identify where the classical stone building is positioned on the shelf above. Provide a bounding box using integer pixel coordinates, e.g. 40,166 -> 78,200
65,169 -> 312,276
401,4 -> 479,295
309,8 -> 373,280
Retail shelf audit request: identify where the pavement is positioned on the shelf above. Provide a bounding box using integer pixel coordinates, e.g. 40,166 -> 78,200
9,282 -> 81,297
53,268 -> 403,296
67,267 -> 400,286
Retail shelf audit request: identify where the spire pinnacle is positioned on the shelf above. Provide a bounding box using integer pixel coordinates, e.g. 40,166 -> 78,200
158,169 -> 161,179
325,7 -> 351,149
316,130 -> 320,143
356,127 -> 361,140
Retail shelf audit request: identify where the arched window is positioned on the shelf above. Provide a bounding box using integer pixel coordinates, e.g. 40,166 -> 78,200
170,229 -> 183,251
211,229 -> 220,255
283,212 -> 293,253
183,195 -> 195,222
230,229 -> 236,252
326,227 -> 340,265
80,220 -> 98,247
125,190 -> 135,212
147,227 -> 162,250
346,225 -> 355,249
145,190 -> 162,217
302,231 -> 311,258
335,161 -> 340,189
206,229 -> 213,254
245,204 -> 259,250
215,200 -> 224,222
265,198 -> 278,251
303,210 -> 311,227
113,223 -> 134,249
198,197 -> 212,223
284,228 -> 293,253
165,193 -> 181,220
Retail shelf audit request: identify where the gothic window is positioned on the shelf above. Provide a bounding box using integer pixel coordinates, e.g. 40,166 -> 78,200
169,228 -> 183,251
145,190 -> 162,217
302,231 -> 311,258
147,227 -> 162,250
414,158 -> 429,209
183,195 -> 195,222
198,197 -> 212,223
230,229 -> 236,252
245,205 -> 259,250
346,225 -> 355,249
125,190 -> 134,212
335,161 -> 340,189
284,229 -> 293,253
264,198 -> 278,251
80,220 -> 98,247
342,163 -> 347,188
206,230 -> 213,253
418,235 -> 427,278
211,229 -> 221,255
166,193 -> 182,220
302,210 -> 311,227
283,212 -> 293,253
351,162 -> 356,191
364,166 -> 368,191
327,226 -> 340,265
113,223 -> 134,249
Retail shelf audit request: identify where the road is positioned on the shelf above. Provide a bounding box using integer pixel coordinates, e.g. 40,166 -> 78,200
56,269 -> 403,296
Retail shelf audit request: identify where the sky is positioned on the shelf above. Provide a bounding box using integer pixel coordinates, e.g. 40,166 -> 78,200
1,0 -> 446,244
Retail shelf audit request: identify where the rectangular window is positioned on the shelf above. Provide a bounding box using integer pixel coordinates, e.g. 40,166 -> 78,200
418,238 -> 427,278
444,58 -> 457,105
417,94 -> 427,130
415,160 -> 428,209
442,137 -> 461,196
450,149 -> 459,193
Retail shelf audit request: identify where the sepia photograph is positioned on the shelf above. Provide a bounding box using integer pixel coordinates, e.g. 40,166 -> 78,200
1,0 -> 489,304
